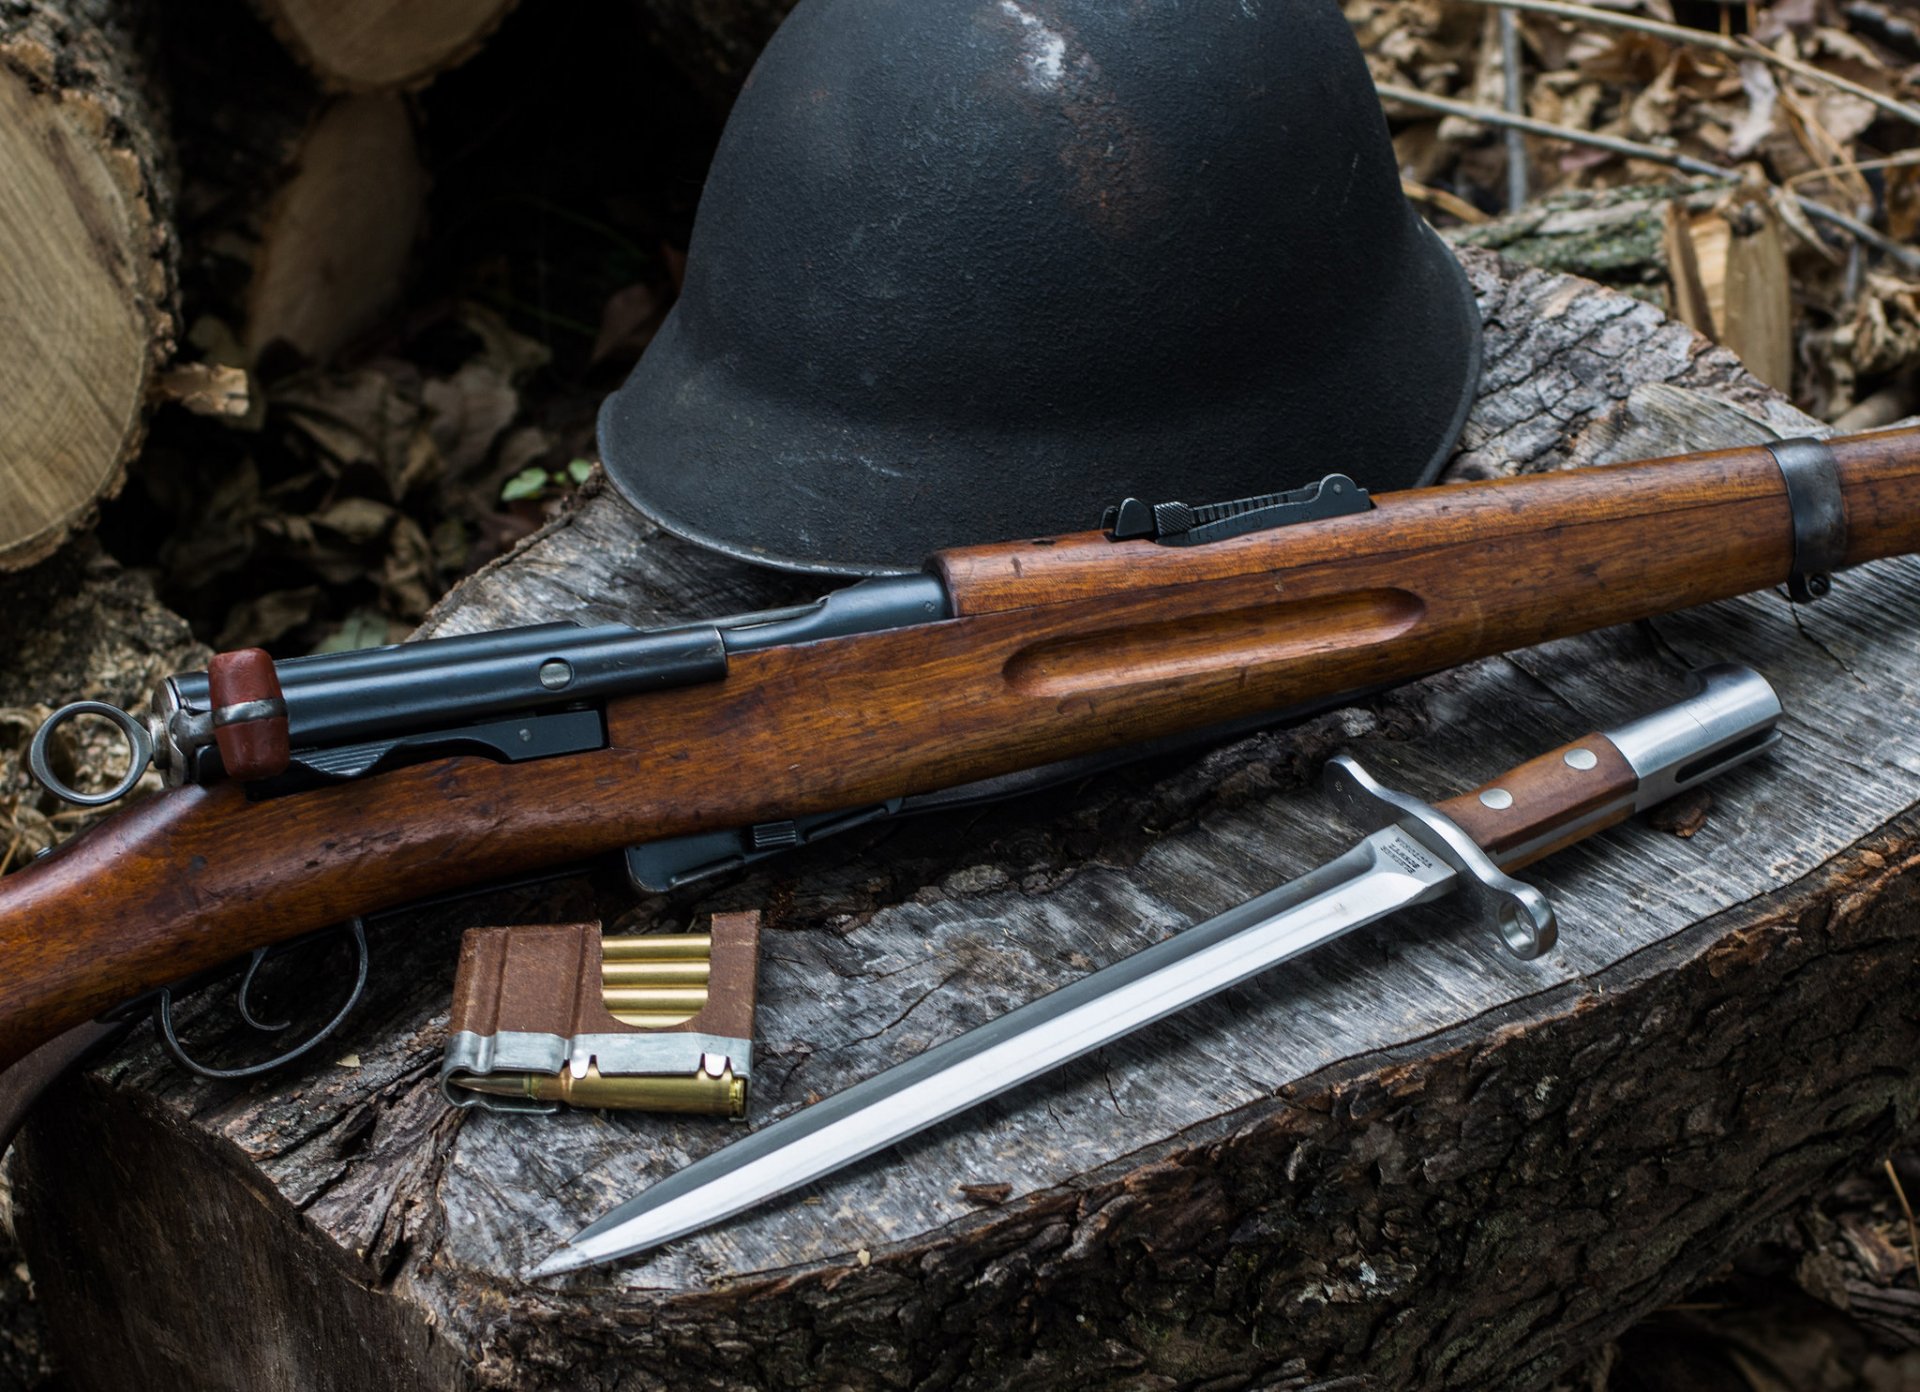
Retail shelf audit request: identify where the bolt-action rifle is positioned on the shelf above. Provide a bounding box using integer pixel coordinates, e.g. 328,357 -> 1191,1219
1,430 -> 1914,1082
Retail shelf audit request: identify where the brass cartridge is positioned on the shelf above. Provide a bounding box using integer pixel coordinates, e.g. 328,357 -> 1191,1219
601,933 -> 711,961
600,959 -> 711,988
456,1062 -> 747,1118
601,986 -> 709,1015
607,1010 -> 710,1029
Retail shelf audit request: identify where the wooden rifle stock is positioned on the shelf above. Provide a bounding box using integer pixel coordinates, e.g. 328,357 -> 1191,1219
4,428 -> 1920,1071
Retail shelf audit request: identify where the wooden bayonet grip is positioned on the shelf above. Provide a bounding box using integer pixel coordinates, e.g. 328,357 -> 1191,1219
1436,736 -> 1639,871
1435,665 -> 1784,872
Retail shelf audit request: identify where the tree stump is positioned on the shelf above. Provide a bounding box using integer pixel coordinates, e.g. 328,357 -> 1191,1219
10,247 -> 1920,1391
0,0 -> 177,570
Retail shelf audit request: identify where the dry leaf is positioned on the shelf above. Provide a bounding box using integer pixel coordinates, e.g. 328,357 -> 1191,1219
217,587 -> 324,651
1811,90 -> 1880,147
380,515 -> 438,621
958,1182 -> 1013,1205
1838,1215 -> 1909,1286
424,363 -> 519,477
8,805 -> 54,859
310,496 -> 397,545
275,366 -> 426,489
156,458 -> 263,591
455,302 -> 551,382
1807,24 -> 1890,70
154,362 -> 256,421
590,283 -> 666,366
1728,59 -> 1780,159
494,426 -> 552,479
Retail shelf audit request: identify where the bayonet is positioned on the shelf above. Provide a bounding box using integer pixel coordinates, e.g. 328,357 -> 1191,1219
532,665 -> 1783,1276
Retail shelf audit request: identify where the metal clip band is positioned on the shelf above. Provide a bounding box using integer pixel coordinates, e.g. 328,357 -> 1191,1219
211,697 -> 288,728
1765,437 -> 1846,603
440,916 -> 762,1117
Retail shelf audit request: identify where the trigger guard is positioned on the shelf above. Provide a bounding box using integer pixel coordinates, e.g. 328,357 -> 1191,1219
154,919 -> 370,1081
236,947 -> 293,1033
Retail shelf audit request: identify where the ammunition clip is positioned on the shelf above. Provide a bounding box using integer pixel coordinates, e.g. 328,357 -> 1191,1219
440,912 -> 761,1118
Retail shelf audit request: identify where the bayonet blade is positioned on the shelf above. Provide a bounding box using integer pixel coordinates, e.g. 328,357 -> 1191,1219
532,822 -> 1457,1276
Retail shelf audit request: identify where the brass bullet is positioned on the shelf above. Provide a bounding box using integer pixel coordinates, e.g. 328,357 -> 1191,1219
602,986 -> 708,1014
600,933 -> 711,962
601,959 -> 711,988
608,1010 -> 703,1029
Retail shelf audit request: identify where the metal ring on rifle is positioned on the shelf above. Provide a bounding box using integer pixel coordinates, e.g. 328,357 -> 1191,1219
28,701 -> 154,807
1765,436 -> 1846,603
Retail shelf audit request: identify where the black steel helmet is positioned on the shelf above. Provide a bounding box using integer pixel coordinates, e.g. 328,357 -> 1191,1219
600,0 -> 1482,576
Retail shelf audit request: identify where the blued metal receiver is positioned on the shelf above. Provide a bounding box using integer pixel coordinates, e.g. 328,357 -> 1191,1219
28,575 -> 951,800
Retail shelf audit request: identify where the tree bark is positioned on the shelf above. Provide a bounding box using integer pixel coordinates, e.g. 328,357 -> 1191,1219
0,0 -> 177,570
9,248 -> 1920,1391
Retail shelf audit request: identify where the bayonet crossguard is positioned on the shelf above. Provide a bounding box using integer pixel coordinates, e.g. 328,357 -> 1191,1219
531,665 -> 1784,1277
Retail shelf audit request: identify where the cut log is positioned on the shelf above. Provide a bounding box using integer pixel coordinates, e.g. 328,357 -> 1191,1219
0,1 -> 176,571
244,93 -> 428,367
1662,192 -> 1794,396
164,10 -> 429,371
9,249 -> 1920,1391
251,0 -> 520,92
1452,180 -> 1728,304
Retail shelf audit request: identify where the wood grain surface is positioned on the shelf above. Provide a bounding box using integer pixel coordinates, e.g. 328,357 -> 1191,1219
0,0 -> 176,570
1435,733 -> 1638,868
10,247 -> 1920,1392
250,0 -> 519,90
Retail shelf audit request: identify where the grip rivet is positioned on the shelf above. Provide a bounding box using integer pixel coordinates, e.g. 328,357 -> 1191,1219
1563,747 -> 1598,771
1479,788 -> 1514,810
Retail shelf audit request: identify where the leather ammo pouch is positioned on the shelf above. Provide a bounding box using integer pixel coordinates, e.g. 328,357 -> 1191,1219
439,912 -> 761,1117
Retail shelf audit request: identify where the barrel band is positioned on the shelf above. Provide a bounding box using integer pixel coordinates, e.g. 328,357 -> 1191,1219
1766,436 -> 1846,603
